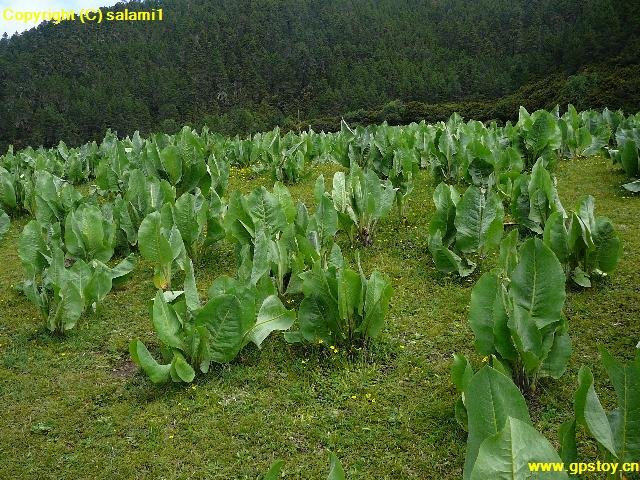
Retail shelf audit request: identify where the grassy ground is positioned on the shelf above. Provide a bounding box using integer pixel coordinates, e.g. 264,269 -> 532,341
0,157 -> 638,479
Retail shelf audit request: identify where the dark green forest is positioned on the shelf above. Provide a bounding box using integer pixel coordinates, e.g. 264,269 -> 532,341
1,0 -> 639,150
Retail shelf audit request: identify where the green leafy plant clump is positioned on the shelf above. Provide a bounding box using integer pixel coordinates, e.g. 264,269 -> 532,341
331,164 -> 396,246
130,261 -> 295,384
452,349 -> 639,479
427,182 -> 504,277
468,234 -> 571,392
543,195 -> 622,287
285,251 -> 393,350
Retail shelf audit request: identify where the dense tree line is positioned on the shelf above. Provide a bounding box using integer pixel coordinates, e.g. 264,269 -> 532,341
0,0 -> 638,150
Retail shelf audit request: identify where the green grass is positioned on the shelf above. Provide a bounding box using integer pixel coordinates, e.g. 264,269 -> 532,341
0,157 -> 638,479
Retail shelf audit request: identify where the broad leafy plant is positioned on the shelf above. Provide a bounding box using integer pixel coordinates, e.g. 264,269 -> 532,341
111,169 -> 176,248
510,158 -> 565,234
513,107 -> 562,169
544,195 -> 622,287
130,262 -> 295,383
33,171 -> 84,227
427,182 -> 504,277
18,219 -> 134,333
608,122 -> 640,192
64,203 -> 116,263
572,348 -> 640,471
95,140 -> 131,193
331,164 -> 396,246
451,361 -> 568,480
142,127 -> 211,196
468,234 -> 571,392
389,147 -> 419,216
137,208 -> 187,290
559,104 -> 612,159
285,251 -> 393,349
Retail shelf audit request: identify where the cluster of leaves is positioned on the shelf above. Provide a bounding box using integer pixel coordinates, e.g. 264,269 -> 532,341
572,348 -> 640,468
331,164 -> 396,246
130,258 -> 294,384
285,250 -> 393,348
248,128 -> 314,184
544,195 -> 622,287
468,234 -> 571,392
0,165 -> 16,240
452,363 -> 569,479
607,113 -> 640,192
511,107 -> 562,170
96,127 -> 213,197
423,113 -> 524,192
452,348 -> 639,479
131,177 -> 394,383
223,182 -> 321,294
427,183 -> 504,277
510,158 -> 565,235
225,180 -> 393,342
18,215 -> 134,333
334,120 -> 421,214
559,104 -> 613,158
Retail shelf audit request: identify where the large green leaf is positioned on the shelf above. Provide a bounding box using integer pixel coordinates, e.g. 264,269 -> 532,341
313,193 -> 339,243
527,159 -> 564,231
0,209 -> 9,242
575,366 -> 617,457
299,295 -> 339,344
84,262 -> 113,307
183,257 -> 200,312
361,271 -> 393,338
469,272 -> 500,356
525,110 -> 561,159
337,268 -> 362,330
48,278 -> 84,333
152,291 -> 185,350
251,227 -> 271,286
600,348 -> 640,462
327,452 -> 346,480
620,140 -> 639,177
195,294 -> 246,363
0,170 -> 17,210
331,171 -> 349,213
64,204 -> 115,262
455,186 -> 504,254
543,212 -> 570,264
245,295 -> 295,347
246,187 -> 287,234
138,211 -> 174,265
463,366 -> 531,479
428,230 -> 476,277
129,339 -> 171,384
170,351 -> 195,383
263,460 -> 285,480
470,417 -> 567,480
509,239 -> 565,330
558,419 -> 577,465
451,354 -> 474,392
160,145 -> 182,184
108,254 -> 136,287
172,192 -> 206,255
592,217 -> 622,274
429,182 -> 459,245
273,181 -> 296,223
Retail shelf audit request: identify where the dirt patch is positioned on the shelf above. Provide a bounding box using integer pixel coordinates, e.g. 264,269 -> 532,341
112,359 -> 138,379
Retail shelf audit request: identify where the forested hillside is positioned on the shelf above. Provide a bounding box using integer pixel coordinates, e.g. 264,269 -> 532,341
1,0 -> 639,150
